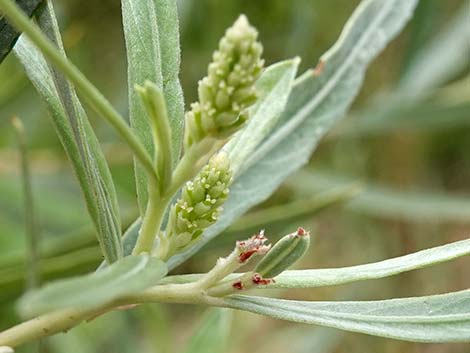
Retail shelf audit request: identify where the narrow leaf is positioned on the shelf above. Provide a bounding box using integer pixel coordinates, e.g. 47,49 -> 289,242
271,239 -> 470,288
244,0 -> 418,169
18,255 -> 167,317
121,0 -> 184,213
223,290 -> 470,343
159,238 -> 470,287
13,1 -> 122,263
167,0 -> 419,270
224,58 -> 300,174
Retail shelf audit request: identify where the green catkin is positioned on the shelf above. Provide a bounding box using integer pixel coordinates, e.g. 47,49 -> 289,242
162,153 -> 232,258
184,15 -> 264,149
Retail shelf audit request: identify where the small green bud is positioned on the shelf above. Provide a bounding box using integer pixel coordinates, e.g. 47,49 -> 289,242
164,153 -> 232,256
184,15 -> 264,149
254,227 -> 310,278
135,81 -> 173,192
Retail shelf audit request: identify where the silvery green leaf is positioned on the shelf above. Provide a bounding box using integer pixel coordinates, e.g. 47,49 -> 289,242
14,2 -> 122,263
271,238 -> 470,288
167,0 -> 419,270
121,0 -> 184,213
224,58 -> 300,174
159,238 -> 470,287
183,308 -> 232,353
18,255 -> 167,318
223,290 -> 470,342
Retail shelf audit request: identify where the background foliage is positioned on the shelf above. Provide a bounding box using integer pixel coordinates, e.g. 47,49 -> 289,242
0,0 -> 469,352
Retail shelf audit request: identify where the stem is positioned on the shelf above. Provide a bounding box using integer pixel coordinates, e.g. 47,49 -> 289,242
207,272 -> 254,297
196,249 -> 242,289
169,138 -> 222,196
0,0 -> 158,186
0,282 -> 222,348
0,237 -> 250,348
136,82 -> 173,193
133,138 -> 224,256
132,184 -> 167,255
0,306 -> 102,348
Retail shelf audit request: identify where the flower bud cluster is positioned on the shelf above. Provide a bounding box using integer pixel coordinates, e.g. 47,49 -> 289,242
164,153 -> 232,255
184,15 -> 264,149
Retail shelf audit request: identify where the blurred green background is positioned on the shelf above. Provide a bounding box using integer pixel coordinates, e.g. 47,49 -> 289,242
0,0 -> 469,352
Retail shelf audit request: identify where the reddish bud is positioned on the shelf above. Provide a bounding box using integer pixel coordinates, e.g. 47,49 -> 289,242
232,280 -> 244,290
252,273 -> 275,286
237,230 -> 271,263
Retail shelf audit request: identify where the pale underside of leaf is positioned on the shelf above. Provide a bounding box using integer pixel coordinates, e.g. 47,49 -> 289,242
224,58 -> 300,175
223,290 -> 470,343
271,238 -> 470,288
159,238 -> 470,288
18,255 -> 168,318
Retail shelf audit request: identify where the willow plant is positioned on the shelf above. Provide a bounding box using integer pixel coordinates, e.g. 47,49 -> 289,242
0,0 -> 469,350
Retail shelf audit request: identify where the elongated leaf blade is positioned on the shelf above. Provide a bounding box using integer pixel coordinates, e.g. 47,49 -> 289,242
224,290 -> 470,342
14,2 -> 122,263
121,0 -> 184,213
271,239 -> 470,288
183,308 -> 232,353
159,238 -> 470,287
168,0 -> 419,270
224,58 -> 300,174
153,0 -> 184,157
19,255 -> 167,317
